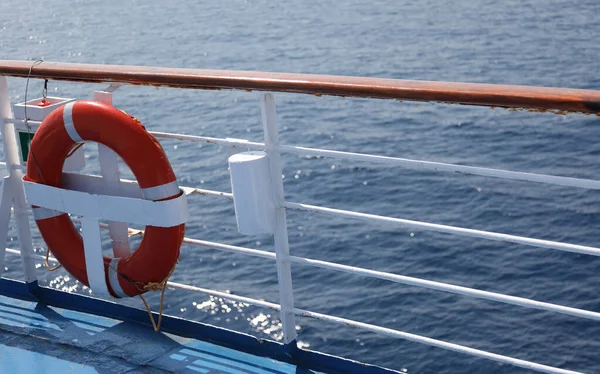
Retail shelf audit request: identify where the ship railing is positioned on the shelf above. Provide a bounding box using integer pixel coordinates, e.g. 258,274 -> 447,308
1,61 -> 600,374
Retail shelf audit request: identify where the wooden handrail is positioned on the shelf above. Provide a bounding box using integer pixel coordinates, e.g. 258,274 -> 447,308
1,60 -> 599,114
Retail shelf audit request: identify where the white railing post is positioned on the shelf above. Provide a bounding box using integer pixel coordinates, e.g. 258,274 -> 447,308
0,77 -> 38,285
260,93 -> 298,345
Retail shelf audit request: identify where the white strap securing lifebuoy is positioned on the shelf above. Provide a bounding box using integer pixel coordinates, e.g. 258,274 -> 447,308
108,257 -> 128,298
80,217 -> 109,296
141,180 -> 180,201
23,180 -> 189,227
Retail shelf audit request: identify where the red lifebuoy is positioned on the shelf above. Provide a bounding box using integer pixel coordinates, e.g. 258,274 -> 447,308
24,100 -> 185,297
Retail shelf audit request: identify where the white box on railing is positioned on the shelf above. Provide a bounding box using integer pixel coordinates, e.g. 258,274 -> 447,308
13,97 -> 75,121
229,151 -> 275,235
12,97 -> 83,170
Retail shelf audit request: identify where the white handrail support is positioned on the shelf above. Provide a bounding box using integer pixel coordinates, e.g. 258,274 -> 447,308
0,177 -> 12,276
0,77 -> 37,282
261,93 -> 298,344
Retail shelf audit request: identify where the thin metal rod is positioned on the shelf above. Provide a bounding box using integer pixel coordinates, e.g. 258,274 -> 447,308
2,118 -> 41,126
182,237 -> 276,260
5,247 -> 56,262
149,131 -> 264,149
0,77 -> 37,283
108,224 -> 600,321
2,122 -> 265,149
185,188 -> 233,200
278,144 -> 600,190
1,118 -> 41,124
8,162 -> 596,258
287,255 -> 600,322
10,124 -> 598,190
9,122 -> 599,190
261,93 -> 297,344
284,201 -> 600,257
167,281 -> 281,311
0,180 -> 12,277
8,235 -> 600,324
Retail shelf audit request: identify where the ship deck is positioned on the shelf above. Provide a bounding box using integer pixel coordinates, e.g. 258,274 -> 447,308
0,281 -> 334,374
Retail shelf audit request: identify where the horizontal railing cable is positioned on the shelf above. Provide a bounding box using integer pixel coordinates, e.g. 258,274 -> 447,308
149,131 -> 264,149
182,237 -> 275,260
0,122 -> 265,149
5,248 -> 57,263
11,183 -> 600,319
101,221 -> 273,260
3,124 -> 599,190
277,144 -> 600,190
159,280 -> 589,372
182,187 -> 233,200
8,239 -> 600,323
167,281 -> 281,311
158,278 -> 594,373
167,279 -> 589,373
287,254 -> 600,322
100,223 -> 600,322
284,201 -> 600,257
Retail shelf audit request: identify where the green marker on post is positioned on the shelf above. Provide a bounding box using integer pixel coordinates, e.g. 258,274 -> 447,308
18,131 -> 34,163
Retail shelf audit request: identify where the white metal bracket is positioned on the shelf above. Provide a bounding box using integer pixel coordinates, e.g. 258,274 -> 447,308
0,77 -> 37,282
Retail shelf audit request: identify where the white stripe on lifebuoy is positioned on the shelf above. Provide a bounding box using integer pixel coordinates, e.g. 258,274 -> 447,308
63,102 -> 83,143
141,180 -> 180,201
108,258 -> 128,298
